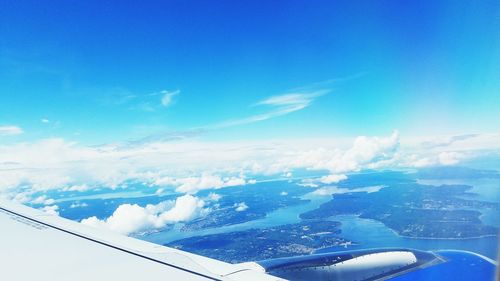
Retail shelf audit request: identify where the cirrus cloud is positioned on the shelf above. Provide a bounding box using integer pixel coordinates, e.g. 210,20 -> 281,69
160,90 -> 180,107
0,125 -> 23,136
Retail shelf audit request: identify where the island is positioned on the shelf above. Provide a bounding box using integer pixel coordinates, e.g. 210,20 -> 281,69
300,183 -> 498,239
168,221 -> 351,263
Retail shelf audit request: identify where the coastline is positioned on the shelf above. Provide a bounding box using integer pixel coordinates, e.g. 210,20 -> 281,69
398,233 -> 498,240
332,214 -> 498,241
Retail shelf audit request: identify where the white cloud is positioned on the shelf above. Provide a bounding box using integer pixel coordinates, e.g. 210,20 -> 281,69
70,202 -> 88,208
0,132 -> 498,198
280,191 -> 288,196
208,193 -> 222,201
81,194 -> 207,235
41,118 -> 50,123
12,192 -> 31,203
319,174 -> 347,184
81,204 -> 155,235
113,89 -> 180,111
160,90 -> 180,107
298,174 -> 347,187
312,185 -> 384,196
32,195 -> 55,205
41,205 -> 59,215
234,202 -> 249,212
0,125 -> 23,136
173,174 -> 248,194
63,184 -> 90,192
402,151 -> 465,168
438,151 -> 462,166
160,194 -> 206,222
256,91 -> 327,107
312,187 -> 339,196
211,90 -> 328,129
421,134 -> 479,149
289,131 -> 400,174
297,182 -> 319,188
223,176 -> 247,187
32,195 -> 48,204
330,131 -> 400,172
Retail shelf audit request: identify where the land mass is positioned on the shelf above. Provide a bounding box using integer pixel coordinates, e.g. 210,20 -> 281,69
182,181 -> 310,231
300,183 -> 498,239
168,221 -> 350,263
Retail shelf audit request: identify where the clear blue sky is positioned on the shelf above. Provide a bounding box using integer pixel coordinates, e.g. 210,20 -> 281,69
0,0 -> 499,144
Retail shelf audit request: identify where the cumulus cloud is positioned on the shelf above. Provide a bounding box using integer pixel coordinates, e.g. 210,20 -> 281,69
208,193 -> 222,201
32,195 -> 55,205
155,174 -> 248,194
160,194 -> 206,222
319,174 -> 347,184
299,174 -> 348,187
288,131 -> 400,174
234,202 -> 249,212
41,205 -> 59,215
0,131 -> 497,198
62,184 -> 90,192
81,195 -> 207,235
402,151 -> 465,168
328,131 -> 400,172
0,125 -> 23,136
70,202 -> 88,208
297,181 -> 319,188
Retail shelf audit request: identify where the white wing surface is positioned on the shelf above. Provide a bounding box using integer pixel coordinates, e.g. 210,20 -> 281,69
0,199 -> 282,281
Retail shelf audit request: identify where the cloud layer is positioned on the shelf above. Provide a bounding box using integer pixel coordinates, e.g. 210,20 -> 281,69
0,132 -> 498,203
154,173 -> 249,194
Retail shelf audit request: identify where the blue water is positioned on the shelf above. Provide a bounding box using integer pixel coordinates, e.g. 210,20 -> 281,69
142,183 -> 499,260
68,176 -> 499,261
389,250 -> 496,281
317,177 -> 500,260
141,192 -> 332,244
317,214 -> 498,260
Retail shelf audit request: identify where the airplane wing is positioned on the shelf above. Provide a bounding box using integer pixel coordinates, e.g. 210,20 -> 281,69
1,199 -> 497,281
0,199 -> 282,281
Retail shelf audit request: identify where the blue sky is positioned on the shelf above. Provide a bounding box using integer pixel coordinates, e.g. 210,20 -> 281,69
0,0 -> 499,144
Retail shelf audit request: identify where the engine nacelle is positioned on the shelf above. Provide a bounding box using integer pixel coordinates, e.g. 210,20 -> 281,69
255,248 -> 443,281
